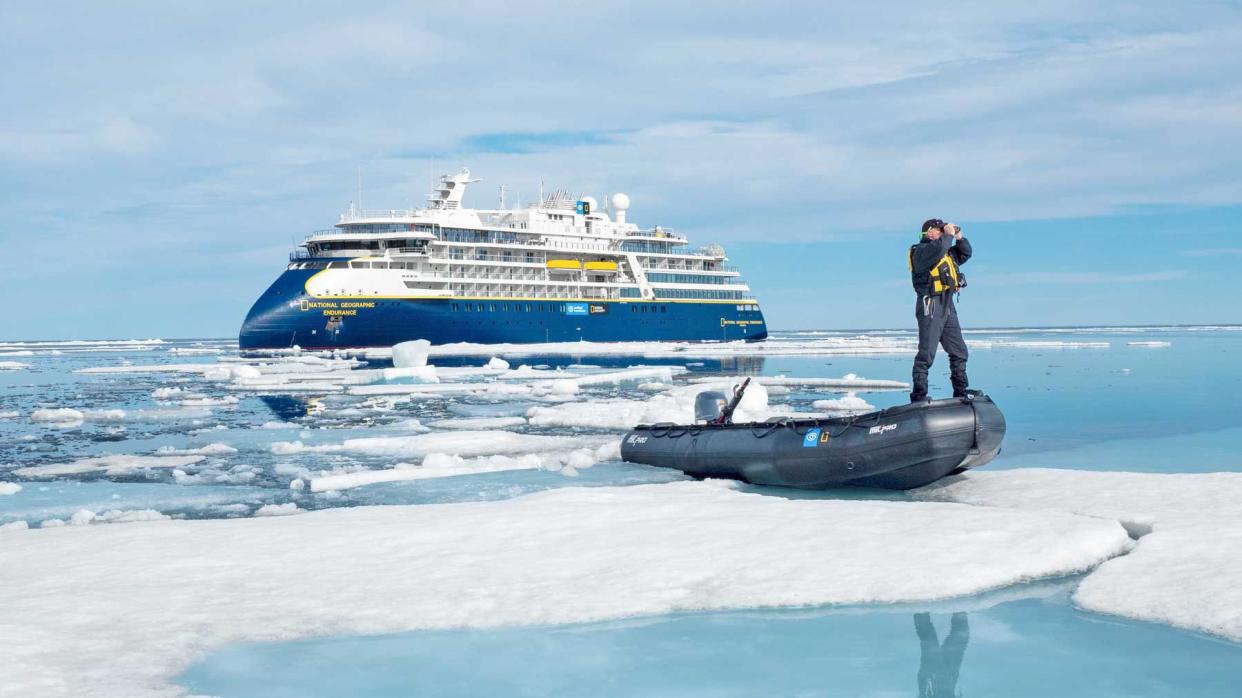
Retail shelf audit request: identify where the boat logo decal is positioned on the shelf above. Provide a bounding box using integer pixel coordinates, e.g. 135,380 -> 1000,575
803,428 -> 821,448
627,435 -> 648,445
868,424 -> 897,436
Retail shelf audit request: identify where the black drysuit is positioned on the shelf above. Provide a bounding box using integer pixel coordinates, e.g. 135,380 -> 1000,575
909,234 -> 972,401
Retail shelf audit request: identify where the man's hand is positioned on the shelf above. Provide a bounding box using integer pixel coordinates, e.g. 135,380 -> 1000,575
945,223 -> 962,240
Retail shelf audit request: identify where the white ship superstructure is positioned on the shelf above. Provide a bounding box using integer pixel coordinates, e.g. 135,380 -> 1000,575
290,168 -> 754,305
240,168 -> 767,350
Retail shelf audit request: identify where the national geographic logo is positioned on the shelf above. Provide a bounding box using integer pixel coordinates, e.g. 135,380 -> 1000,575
300,300 -> 376,316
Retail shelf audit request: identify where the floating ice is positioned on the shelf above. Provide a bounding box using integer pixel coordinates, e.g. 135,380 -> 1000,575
688,373 -> 907,390
358,336 -> 914,360
392,339 -> 431,368
966,340 -> 1110,349
306,450 -> 587,491
13,454 -> 207,478
0,410 -> 19,419
1127,341 -> 1172,347
0,361 -> 31,370
527,382 -> 819,430
271,431 -> 606,460
254,503 -> 302,517
914,469 -> 1242,642
0,481 -> 1130,698
0,482 -> 21,496
30,408 -> 85,426
155,443 -> 238,456
426,417 -> 529,430
179,395 -> 240,407
811,392 -> 875,414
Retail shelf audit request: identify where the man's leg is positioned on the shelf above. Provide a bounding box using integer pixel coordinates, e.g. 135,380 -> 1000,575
911,297 -> 947,401
941,302 -> 969,397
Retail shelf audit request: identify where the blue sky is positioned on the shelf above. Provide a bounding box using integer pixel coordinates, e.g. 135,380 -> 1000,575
2,2 -> 1240,339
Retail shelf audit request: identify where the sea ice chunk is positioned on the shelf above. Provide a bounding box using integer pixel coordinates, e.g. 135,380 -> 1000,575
0,482 -> 21,496
811,392 -> 875,414
914,469 -> 1242,642
13,454 -> 207,478
392,339 -> 431,368
30,408 -> 85,426
0,481 -> 1129,698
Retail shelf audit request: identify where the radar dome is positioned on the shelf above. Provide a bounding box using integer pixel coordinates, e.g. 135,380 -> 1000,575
611,193 -> 631,211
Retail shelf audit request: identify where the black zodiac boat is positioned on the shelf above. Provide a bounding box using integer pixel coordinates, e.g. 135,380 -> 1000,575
620,384 -> 1005,490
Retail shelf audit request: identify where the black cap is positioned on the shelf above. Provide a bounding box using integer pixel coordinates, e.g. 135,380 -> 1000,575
921,218 -> 945,233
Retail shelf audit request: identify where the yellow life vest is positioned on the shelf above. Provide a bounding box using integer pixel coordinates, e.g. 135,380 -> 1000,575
908,248 -> 962,295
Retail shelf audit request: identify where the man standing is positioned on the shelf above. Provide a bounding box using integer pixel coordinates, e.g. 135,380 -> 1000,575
909,219 -> 972,402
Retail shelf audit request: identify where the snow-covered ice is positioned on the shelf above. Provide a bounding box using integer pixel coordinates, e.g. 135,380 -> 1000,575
811,392 -> 876,414
0,360 -> 30,370
391,339 -> 431,368
0,481 -> 1130,698
271,431 -> 610,460
914,469 -> 1242,642
687,373 -> 907,390
0,482 -> 21,495
306,448 -> 605,491
13,454 -> 207,478
426,416 -> 529,430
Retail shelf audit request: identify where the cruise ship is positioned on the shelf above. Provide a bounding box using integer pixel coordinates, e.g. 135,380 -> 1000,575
239,169 -> 767,351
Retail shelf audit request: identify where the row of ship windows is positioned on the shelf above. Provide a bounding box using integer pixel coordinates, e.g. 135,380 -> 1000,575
449,302 -> 667,314
646,272 -> 731,285
653,289 -> 745,300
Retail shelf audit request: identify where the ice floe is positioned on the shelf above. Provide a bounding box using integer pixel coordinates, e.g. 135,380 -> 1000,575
306,447 -> 603,492
426,416 -> 529,430
357,336 -> 915,360
271,431 -> 609,460
1127,341 -> 1172,347
811,392 -> 876,414
13,454 -> 207,478
687,373 -> 907,390
29,408 -> 86,426
392,339 -> 431,367
0,482 -> 21,495
914,469 -> 1242,642
0,481 -> 1130,698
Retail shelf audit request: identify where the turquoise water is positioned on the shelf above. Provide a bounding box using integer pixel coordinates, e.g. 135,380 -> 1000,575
181,585 -> 1242,697
4,328 -> 1241,695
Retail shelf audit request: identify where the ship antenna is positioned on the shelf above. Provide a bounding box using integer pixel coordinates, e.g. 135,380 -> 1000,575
499,184 -> 507,210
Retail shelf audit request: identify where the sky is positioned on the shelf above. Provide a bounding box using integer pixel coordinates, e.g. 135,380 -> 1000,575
2,1 -> 1240,339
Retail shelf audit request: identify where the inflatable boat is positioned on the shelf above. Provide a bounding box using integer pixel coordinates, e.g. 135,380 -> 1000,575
620,387 -> 1005,490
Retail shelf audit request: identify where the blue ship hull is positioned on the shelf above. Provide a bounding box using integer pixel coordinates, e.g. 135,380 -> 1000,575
239,268 -> 768,351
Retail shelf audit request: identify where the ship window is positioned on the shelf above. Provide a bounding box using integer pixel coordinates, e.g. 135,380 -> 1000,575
661,306 -> 667,313
630,305 -> 636,313
372,262 -> 389,269
464,304 -> 470,312
641,306 -> 647,313
351,261 -> 370,269
451,303 -> 458,311
476,303 -> 483,312
489,303 -> 496,312
525,304 -> 531,312
329,261 -> 348,269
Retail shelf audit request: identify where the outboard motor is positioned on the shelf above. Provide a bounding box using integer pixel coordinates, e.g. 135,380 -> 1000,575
694,391 -> 728,424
